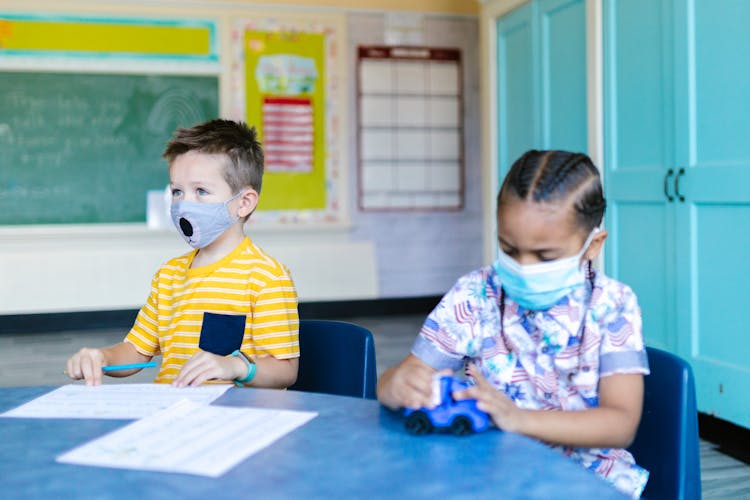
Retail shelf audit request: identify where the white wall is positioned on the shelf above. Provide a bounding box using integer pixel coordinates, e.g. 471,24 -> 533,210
0,224 -> 378,314
347,13 -> 484,298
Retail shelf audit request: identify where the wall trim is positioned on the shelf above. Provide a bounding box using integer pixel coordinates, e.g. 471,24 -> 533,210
0,296 -> 442,335
699,412 -> 750,465
0,309 -> 141,335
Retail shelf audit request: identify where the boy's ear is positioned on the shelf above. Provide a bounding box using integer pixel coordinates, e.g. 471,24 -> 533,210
236,188 -> 259,218
584,229 -> 608,261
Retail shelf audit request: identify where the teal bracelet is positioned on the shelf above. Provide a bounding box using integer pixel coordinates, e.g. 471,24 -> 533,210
230,350 -> 257,387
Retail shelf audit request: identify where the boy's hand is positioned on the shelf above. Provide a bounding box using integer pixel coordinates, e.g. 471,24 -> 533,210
66,348 -> 106,387
454,364 -> 524,433
173,350 -> 244,387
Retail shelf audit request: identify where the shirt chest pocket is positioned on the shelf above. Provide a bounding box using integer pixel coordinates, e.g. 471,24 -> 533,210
198,312 -> 247,356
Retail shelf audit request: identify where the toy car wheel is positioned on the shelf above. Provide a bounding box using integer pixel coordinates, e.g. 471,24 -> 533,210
405,411 -> 434,435
450,415 -> 474,436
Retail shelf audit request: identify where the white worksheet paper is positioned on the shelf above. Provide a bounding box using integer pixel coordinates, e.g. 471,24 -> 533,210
0,384 -> 231,420
56,399 -> 318,477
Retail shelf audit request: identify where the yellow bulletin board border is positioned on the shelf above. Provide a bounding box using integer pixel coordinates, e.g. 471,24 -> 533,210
231,14 -> 347,226
0,13 -> 217,61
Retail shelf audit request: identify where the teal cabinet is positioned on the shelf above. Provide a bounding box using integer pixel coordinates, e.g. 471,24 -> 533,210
496,0 -> 587,177
603,0 -> 677,350
497,2 -> 537,174
604,0 -> 750,429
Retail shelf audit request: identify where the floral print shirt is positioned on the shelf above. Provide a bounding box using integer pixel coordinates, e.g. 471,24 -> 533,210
412,266 -> 650,498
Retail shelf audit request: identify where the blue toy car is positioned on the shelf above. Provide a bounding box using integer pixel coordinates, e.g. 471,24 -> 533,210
404,375 -> 491,436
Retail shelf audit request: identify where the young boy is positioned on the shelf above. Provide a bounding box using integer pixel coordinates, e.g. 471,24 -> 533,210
66,119 -> 299,388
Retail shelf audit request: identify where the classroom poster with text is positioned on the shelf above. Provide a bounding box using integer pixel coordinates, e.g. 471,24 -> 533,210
244,31 -> 326,211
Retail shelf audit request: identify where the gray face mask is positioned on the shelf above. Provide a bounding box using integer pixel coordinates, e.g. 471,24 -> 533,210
170,192 -> 242,249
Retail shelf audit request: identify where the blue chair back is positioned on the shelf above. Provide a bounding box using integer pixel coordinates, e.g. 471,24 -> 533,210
628,347 -> 701,499
289,320 -> 378,399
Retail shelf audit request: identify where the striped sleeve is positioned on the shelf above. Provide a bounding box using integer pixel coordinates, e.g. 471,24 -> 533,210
598,282 -> 650,377
124,272 -> 161,356
411,274 -> 477,371
249,266 -> 299,359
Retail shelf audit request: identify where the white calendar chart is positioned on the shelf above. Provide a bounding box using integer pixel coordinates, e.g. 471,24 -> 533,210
357,46 -> 463,211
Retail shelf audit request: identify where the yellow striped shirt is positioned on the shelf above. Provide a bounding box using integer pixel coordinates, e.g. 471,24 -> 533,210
125,237 -> 299,384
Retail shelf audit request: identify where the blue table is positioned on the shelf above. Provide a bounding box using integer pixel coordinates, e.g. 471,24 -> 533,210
0,386 -> 625,498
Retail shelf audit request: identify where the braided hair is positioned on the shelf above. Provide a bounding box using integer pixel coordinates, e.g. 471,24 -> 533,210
497,150 -> 606,233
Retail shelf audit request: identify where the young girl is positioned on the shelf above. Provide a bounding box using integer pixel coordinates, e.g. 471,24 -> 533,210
377,150 -> 650,498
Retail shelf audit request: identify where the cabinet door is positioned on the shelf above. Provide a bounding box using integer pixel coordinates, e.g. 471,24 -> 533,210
497,2 -> 538,176
602,0 -> 677,350
538,0 -> 587,153
496,0 -> 587,181
673,0 -> 750,428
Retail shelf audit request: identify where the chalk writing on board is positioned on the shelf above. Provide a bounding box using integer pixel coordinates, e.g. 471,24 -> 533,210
0,72 -> 218,225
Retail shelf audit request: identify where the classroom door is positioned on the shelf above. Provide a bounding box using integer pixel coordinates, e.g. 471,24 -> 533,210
602,0 -> 678,351
672,0 -> 750,428
496,0 -> 587,181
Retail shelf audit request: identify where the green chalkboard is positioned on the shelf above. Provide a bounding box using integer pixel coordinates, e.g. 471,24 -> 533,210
0,72 -> 218,225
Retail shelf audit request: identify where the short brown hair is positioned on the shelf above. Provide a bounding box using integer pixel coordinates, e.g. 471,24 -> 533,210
162,119 -> 264,194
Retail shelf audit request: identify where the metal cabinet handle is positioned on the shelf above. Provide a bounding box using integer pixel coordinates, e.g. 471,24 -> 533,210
675,167 -> 686,202
663,168 -> 675,202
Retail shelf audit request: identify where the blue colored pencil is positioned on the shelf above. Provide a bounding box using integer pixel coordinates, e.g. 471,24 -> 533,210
101,361 -> 157,372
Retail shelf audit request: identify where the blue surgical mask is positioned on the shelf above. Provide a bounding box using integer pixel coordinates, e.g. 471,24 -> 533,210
170,192 -> 242,249
492,229 -> 599,311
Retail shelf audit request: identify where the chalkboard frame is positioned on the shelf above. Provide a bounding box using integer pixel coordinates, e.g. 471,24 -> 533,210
0,12 -> 221,226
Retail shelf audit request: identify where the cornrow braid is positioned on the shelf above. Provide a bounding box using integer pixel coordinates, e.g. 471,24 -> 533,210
533,152 -> 588,201
502,149 -> 540,200
497,150 -> 606,233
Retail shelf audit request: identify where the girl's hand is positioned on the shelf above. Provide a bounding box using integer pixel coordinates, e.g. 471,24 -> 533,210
377,354 -> 450,410
66,347 -> 106,387
454,364 -> 524,433
173,350 -> 244,387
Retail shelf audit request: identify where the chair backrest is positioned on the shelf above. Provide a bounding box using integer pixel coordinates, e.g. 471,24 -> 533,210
288,320 -> 378,399
628,347 -> 701,499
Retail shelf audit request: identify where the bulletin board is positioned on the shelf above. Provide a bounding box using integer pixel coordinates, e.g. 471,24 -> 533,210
231,15 -> 345,225
357,45 -> 464,211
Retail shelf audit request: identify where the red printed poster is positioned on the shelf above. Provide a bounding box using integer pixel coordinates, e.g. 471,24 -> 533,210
262,96 -> 314,173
